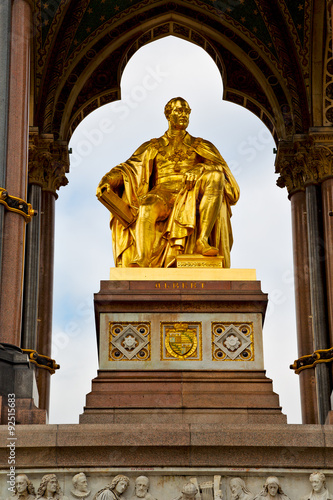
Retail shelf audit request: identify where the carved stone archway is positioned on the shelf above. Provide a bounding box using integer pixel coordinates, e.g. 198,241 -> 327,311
0,0 -> 332,425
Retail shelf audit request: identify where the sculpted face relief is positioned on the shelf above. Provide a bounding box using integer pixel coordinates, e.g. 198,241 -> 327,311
97,97 -> 239,268
16,476 -> 28,494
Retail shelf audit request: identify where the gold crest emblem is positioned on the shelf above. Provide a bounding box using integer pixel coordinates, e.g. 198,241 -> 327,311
165,323 -> 198,359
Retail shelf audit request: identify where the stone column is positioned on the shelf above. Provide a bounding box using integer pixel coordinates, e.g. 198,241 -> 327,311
321,177 -> 333,348
276,148 -> 318,423
277,136 -> 333,424
290,191 -> 318,423
0,0 -> 32,345
306,183 -> 331,423
36,143 -> 68,414
0,0 -> 11,290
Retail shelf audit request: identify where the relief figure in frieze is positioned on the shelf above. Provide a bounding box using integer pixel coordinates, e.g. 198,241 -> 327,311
36,474 -> 68,500
302,473 -> 332,500
254,477 -> 290,500
93,475 -> 130,500
229,478 -> 253,500
71,473 -> 91,498
130,476 -> 156,500
6,474 -> 36,500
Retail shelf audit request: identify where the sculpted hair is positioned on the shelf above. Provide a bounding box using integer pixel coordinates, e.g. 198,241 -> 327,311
37,474 -> 61,498
72,473 -> 86,488
110,475 -> 130,491
14,475 -> 36,496
164,97 -> 191,119
230,477 -> 252,495
310,473 -> 326,488
264,477 -> 284,495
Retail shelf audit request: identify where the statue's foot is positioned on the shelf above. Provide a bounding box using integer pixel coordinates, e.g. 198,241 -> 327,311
195,239 -> 218,256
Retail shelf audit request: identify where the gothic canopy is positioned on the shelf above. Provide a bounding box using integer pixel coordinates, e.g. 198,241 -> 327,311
33,0 -> 328,144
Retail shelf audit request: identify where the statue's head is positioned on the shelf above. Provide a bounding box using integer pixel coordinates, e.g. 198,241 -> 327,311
72,473 -> 88,492
181,482 -> 198,500
135,476 -> 150,497
38,474 -> 61,497
15,474 -> 35,496
264,477 -> 283,497
309,472 -> 326,492
164,97 -> 191,130
110,475 -> 130,495
230,477 -> 247,497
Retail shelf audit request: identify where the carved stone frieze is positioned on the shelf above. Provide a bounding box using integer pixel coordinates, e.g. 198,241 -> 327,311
28,129 -> 69,196
275,134 -> 333,195
2,472 -> 333,500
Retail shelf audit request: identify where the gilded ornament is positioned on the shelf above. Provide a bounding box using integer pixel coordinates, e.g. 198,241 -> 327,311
161,321 -> 202,361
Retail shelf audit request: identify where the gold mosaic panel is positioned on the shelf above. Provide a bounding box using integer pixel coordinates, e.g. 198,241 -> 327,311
160,322 -> 202,361
109,322 -> 151,361
212,322 -> 254,361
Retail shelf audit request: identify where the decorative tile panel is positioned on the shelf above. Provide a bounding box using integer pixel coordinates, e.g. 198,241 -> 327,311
212,322 -> 254,361
109,322 -> 150,361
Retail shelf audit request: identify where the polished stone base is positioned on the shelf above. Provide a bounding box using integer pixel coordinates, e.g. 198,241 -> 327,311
82,276 -> 286,424
80,369 -> 285,424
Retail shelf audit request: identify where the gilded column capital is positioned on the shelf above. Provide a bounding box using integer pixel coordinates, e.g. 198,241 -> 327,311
28,130 -> 69,197
275,134 -> 333,196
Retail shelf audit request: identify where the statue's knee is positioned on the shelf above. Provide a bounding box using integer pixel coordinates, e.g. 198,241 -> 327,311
140,194 -> 160,207
204,170 -> 223,187
139,195 -> 162,221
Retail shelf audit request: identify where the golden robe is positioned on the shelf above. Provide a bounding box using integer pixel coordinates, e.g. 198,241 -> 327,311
108,132 -> 240,268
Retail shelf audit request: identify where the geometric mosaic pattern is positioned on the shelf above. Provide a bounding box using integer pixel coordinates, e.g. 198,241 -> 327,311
212,322 -> 254,362
109,322 -> 150,361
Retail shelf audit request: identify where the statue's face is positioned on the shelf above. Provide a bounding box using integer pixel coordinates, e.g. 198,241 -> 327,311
115,480 -> 128,494
311,476 -> 324,492
46,478 -> 58,494
16,476 -> 27,494
168,100 -> 190,130
135,478 -> 149,497
76,475 -> 88,492
267,483 -> 278,497
230,481 -> 242,497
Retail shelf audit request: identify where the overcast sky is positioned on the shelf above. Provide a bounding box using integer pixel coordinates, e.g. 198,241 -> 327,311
50,36 -> 301,424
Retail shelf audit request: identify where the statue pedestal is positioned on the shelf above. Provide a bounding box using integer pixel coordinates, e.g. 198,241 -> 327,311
80,269 -> 286,423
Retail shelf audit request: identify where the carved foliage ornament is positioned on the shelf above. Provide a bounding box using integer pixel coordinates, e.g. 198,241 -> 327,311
28,132 -> 69,195
276,137 -> 333,194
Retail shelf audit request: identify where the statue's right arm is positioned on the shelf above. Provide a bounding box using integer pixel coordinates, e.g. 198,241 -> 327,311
96,169 -> 124,197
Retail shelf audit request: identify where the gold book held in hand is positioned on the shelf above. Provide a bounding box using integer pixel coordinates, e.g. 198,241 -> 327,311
97,187 -> 135,226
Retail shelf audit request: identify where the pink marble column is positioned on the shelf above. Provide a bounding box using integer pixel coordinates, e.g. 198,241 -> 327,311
322,178 -> 333,348
37,190 -> 56,415
0,0 -> 31,345
290,191 -> 318,423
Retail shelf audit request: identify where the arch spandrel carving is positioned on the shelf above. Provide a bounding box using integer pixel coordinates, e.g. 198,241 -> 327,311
33,0 -> 312,146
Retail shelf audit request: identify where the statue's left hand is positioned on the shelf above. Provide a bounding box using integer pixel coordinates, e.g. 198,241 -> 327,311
183,165 -> 203,191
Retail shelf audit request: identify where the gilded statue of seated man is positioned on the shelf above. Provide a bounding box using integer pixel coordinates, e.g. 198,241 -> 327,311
96,97 -> 240,268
